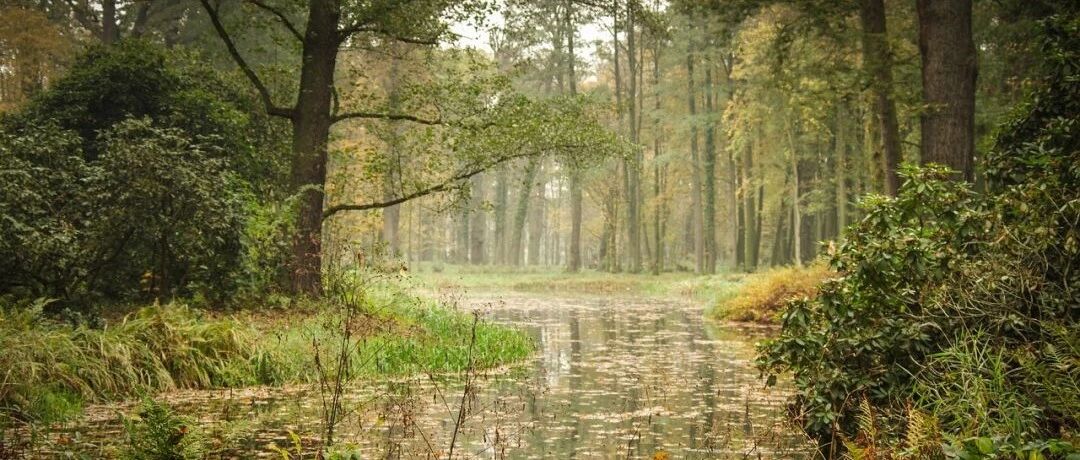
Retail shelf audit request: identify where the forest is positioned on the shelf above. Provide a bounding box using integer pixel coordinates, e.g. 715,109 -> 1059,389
0,0 -> 1077,458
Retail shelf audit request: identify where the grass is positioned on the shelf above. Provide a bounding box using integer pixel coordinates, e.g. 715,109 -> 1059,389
0,279 -> 533,426
411,262 -> 748,303
705,263 -> 833,324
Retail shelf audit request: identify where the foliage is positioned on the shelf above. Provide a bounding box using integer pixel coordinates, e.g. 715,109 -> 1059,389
0,300 -> 258,423
0,39 -> 294,305
122,399 -> 204,460
0,124 -> 96,302
0,118 -> 248,305
707,263 -> 832,324
0,278 -> 532,425
10,39 -> 289,187
757,14 -> 1080,458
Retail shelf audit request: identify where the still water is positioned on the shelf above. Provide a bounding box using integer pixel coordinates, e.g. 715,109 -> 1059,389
53,293 -> 811,458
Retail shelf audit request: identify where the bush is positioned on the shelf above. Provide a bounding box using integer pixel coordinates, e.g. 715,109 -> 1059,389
0,40 -> 292,307
757,14 -> 1079,458
707,264 -> 832,324
0,119 -> 249,305
122,399 -> 204,460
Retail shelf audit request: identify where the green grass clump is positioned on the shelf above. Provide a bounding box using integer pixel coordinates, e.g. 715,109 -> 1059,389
706,264 -> 832,324
255,279 -> 533,379
0,299 -> 261,423
0,282 -> 533,425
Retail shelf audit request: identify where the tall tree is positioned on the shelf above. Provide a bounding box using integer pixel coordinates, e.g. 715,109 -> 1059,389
686,36 -> 704,274
565,0 -> 584,273
859,0 -> 903,195
916,0 -> 976,181
200,0 -> 448,293
624,0 -> 642,273
702,41 -> 718,274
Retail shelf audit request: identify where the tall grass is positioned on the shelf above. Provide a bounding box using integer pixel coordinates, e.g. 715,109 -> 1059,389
0,299 -> 260,424
0,281 -> 533,425
706,264 -> 832,324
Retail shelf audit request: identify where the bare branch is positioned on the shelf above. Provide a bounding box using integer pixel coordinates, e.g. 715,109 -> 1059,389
245,0 -> 304,42
199,0 -> 295,119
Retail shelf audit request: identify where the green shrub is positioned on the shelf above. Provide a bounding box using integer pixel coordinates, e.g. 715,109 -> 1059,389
0,40 -> 291,307
757,14 -> 1080,458
707,263 -> 832,324
122,399 -> 204,460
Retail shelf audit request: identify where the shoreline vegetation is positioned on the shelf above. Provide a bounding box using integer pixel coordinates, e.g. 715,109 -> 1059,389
0,277 -> 533,429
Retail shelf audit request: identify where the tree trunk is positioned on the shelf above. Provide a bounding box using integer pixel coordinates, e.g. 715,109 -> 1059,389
565,0 -> 584,273
101,0 -> 119,44
686,48 -> 704,274
917,0 -> 976,181
382,51 -> 404,257
787,124 -> 803,266
469,174 -> 486,264
527,170 -> 545,265
651,33 -> 663,276
289,0 -> 339,294
624,1 -> 641,273
741,143 -> 757,271
835,104 -> 849,234
702,57 -> 718,274
860,0 -> 902,195
493,167 -> 509,264
510,158 -> 540,265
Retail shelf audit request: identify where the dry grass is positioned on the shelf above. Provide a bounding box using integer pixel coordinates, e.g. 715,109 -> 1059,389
707,264 -> 833,324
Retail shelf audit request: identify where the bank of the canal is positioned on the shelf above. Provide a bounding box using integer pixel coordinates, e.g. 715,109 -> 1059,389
32,290 -> 811,458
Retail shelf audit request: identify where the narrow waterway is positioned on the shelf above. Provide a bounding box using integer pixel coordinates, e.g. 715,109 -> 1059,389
51,293 -> 811,458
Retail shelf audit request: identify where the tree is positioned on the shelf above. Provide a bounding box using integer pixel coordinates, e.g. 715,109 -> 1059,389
198,0 -> 450,294
917,0 -> 976,181
859,0 -> 902,195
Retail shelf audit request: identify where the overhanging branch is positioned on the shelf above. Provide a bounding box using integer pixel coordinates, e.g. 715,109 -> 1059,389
341,26 -> 441,45
199,0 -> 295,119
322,151 -> 533,220
321,136 -> 611,221
331,111 -> 442,125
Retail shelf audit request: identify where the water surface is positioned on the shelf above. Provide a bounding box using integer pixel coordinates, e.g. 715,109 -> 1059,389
48,293 -> 811,458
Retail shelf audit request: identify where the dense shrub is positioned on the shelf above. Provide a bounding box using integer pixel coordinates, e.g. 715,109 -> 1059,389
707,263 -> 832,324
758,14 -> 1079,459
11,40 -> 290,188
0,40 -> 291,306
0,119 -> 248,304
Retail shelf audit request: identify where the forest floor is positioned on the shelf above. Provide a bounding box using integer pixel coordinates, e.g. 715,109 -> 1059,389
410,263 -> 750,309
411,263 -> 829,326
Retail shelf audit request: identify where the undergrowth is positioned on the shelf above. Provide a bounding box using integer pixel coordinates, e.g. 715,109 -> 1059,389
706,264 -> 832,324
0,279 -> 532,427
758,15 -> 1079,459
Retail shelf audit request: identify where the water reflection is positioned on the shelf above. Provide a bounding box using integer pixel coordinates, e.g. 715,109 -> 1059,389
46,294 -> 811,459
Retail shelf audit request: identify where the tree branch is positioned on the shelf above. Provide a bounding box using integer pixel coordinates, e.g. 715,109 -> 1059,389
322,152 -> 533,220
245,0 -> 304,42
338,23 -> 441,46
331,111 -> 441,125
199,0 -> 295,119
